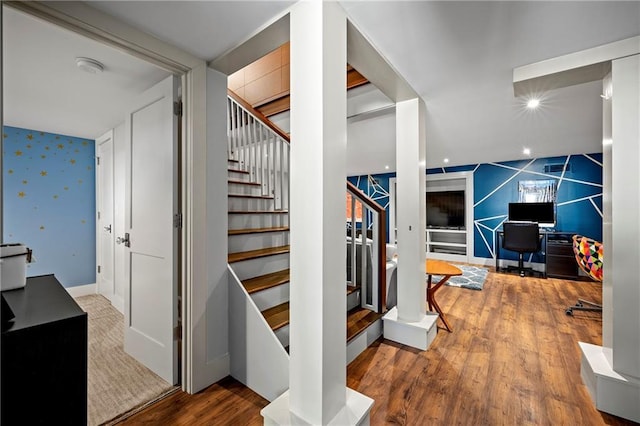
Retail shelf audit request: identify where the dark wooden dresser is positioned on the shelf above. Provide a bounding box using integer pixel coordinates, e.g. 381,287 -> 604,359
1,274 -> 87,425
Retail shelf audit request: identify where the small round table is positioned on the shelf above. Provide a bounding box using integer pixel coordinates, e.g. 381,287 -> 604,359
425,259 -> 462,332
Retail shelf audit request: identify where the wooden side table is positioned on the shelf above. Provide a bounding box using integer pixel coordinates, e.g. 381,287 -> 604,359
425,259 -> 462,332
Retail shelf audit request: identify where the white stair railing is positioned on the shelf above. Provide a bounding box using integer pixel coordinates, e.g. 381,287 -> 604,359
227,91 -> 289,211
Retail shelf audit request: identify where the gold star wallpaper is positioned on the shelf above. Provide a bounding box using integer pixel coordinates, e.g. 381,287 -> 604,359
3,126 -> 96,286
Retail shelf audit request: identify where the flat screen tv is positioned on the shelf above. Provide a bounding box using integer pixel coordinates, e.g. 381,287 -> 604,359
426,191 -> 465,229
508,202 -> 555,228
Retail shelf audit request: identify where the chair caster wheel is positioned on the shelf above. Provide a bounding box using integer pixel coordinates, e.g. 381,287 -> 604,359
576,302 -> 583,307
566,308 -> 574,316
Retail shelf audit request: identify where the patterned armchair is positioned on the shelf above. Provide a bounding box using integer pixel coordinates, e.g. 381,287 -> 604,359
565,235 -> 603,315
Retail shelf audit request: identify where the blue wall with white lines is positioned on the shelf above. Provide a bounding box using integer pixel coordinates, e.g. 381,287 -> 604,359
349,153 -> 602,261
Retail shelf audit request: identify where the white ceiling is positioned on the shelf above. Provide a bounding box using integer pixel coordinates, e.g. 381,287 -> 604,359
2,6 -> 171,140
4,1 -> 640,173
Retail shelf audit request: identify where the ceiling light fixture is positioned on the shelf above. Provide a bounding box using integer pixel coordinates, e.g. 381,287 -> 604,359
523,148 -> 531,156
526,98 -> 540,109
443,158 -> 450,164
76,57 -> 104,74
384,165 -> 390,170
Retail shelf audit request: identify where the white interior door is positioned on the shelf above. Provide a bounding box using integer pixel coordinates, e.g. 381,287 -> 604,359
96,131 -> 115,300
123,75 -> 179,384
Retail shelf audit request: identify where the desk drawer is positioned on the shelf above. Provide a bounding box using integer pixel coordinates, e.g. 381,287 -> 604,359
547,255 -> 578,279
547,241 -> 574,256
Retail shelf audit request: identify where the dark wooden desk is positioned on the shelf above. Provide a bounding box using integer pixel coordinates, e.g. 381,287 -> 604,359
426,259 -> 462,332
495,230 -> 577,279
1,274 -> 87,425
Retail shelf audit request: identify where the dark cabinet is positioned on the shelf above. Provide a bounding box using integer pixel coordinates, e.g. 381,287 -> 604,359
1,274 -> 87,425
546,239 -> 579,279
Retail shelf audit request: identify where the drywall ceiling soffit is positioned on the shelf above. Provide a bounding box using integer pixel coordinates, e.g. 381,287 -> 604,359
513,35 -> 640,96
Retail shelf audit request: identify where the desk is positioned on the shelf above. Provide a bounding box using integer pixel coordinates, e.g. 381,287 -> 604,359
495,230 -> 577,279
425,259 -> 462,332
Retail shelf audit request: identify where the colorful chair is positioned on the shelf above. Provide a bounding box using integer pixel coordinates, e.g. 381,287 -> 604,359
565,235 -> 603,315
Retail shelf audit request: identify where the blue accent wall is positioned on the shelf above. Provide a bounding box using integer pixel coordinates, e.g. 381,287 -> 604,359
3,126 -> 96,287
349,153 -> 603,261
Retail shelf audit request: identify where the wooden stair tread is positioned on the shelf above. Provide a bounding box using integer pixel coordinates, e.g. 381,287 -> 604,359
229,226 -> 289,236
346,285 -> 361,296
346,307 -> 383,343
228,245 -> 290,263
263,302 -> 289,331
243,269 -> 290,294
228,168 -> 249,174
228,179 -> 260,186
228,193 -> 274,199
228,210 -> 288,214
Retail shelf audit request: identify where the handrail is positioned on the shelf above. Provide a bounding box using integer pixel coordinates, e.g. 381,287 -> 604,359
227,91 -> 289,211
228,89 -> 290,142
346,181 -> 387,313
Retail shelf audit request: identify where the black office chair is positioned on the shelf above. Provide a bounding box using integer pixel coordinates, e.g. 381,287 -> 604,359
502,221 -> 542,277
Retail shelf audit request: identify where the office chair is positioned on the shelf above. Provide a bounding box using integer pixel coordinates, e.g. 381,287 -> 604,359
502,221 -> 542,277
566,235 -> 603,315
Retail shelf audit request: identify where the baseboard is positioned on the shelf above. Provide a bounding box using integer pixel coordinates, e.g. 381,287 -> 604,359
112,294 -> 125,315
67,283 -> 97,298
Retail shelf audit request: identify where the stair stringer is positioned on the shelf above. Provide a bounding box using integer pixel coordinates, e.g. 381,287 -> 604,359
228,265 -> 289,402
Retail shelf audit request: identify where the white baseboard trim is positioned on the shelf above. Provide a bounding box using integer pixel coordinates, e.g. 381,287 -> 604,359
112,294 -> 125,315
67,283 -> 97,298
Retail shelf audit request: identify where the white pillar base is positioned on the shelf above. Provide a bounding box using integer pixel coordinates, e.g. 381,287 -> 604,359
579,342 -> 640,423
382,306 -> 438,351
261,388 -> 373,426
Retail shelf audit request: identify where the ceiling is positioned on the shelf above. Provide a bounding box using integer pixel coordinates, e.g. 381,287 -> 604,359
2,6 -> 171,140
3,1 -> 640,173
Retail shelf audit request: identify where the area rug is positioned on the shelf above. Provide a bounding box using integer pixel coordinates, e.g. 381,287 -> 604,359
74,294 -> 176,426
429,264 -> 489,291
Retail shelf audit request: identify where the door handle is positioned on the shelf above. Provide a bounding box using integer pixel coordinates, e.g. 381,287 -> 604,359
104,224 -> 112,233
116,233 -> 130,247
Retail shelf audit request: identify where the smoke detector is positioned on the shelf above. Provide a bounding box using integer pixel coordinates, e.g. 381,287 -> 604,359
76,57 -> 104,74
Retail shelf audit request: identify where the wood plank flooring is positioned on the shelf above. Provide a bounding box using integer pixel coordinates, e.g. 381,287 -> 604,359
119,271 -> 636,425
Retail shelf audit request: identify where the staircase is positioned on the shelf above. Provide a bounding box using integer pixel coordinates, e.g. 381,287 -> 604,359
226,91 -> 385,402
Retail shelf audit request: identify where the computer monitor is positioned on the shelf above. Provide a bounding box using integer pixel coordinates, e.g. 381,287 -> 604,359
508,202 -> 555,228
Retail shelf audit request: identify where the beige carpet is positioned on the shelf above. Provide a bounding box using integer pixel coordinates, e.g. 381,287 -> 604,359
75,294 -> 176,425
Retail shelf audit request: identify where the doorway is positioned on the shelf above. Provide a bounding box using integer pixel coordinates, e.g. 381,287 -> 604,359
2,4 -> 182,422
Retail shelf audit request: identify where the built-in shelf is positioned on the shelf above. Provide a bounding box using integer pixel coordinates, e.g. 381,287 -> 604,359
426,228 -> 468,259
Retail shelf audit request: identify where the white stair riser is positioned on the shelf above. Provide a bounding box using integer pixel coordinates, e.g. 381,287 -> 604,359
274,324 -> 289,348
229,232 -> 290,252
227,170 -> 251,182
231,253 -> 290,281
347,290 -> 361,311
229,197 -> 274,211
228,182 -> 263,196
252,282 -> 290,312
229,213 -> 289,230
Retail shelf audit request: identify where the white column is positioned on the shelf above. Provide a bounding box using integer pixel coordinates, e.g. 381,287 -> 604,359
395,98 -> 427,322
261,2 -> 372,424
611,55 -> 640,379
579,54 -> 640,423
382,98 -> 434,350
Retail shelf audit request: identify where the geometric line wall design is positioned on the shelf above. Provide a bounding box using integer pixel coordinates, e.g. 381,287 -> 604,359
349,153 -> 602,261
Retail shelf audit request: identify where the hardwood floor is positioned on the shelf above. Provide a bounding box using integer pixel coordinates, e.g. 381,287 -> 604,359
119,271 -> 635,425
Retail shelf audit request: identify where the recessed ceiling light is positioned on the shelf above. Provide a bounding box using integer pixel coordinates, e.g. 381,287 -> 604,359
526,98 -> 540,109
384,165 -> 390,170
523,148 -> 531,155
76,57 -> 104,74
444,158 -> 449,164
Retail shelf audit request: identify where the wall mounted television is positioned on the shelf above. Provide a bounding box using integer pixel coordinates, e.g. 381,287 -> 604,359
508,202 -> 555,228
426,190 -> 465,229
